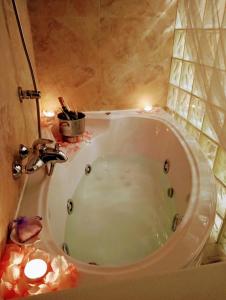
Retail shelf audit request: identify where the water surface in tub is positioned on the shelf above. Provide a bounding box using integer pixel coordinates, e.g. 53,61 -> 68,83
64,155 -> 176,266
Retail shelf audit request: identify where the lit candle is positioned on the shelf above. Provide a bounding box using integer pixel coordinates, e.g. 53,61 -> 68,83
41,110 -> 55,127
43,111 -> 55,118
24,259 -> 47,280
143,105 -> 153,112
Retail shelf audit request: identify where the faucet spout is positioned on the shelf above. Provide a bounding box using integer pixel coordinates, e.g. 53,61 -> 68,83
12,139 -> 68,178
40,148 -> 67,164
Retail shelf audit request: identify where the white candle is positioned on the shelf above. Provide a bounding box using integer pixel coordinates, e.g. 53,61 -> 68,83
43,111 -> 55,118
24,259 -> 47,280
144,105 -> 153,112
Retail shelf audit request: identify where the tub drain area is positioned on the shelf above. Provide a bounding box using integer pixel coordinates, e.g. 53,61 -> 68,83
64,155 -> 177,267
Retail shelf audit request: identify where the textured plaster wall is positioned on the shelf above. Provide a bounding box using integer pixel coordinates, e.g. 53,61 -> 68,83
28,0 -> 177,112
0,0 -> 37,255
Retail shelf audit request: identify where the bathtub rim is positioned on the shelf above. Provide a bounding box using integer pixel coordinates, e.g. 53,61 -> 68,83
22,110 -> 216,275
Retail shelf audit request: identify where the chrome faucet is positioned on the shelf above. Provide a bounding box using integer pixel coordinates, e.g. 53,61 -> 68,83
12,138 -> 67,179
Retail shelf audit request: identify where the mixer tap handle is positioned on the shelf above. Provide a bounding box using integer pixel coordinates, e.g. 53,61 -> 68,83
32,138 -> 54,150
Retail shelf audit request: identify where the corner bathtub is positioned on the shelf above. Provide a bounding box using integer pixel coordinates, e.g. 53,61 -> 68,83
18,109 -> 216,283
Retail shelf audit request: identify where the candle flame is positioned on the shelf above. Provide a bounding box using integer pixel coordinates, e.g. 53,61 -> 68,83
144,105 -> 153,112
24,259 -> 47,280
43,110 -> 55,118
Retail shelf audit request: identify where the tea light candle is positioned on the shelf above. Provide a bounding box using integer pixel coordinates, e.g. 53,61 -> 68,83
43,110 -> 55,118
41,110 -> 55,127
24,259 -> 47,280
143,105 -> 153,112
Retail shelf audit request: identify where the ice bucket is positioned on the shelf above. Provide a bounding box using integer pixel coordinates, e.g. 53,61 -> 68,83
58,112 -> 86,137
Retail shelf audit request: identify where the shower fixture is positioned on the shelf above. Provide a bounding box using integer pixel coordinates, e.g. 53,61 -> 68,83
12,0 -> 41,138
18,87 -> 41,102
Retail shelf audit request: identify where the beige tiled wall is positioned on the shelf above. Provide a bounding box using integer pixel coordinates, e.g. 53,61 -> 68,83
167,0 -> 226,249
27,0 -> 177,112
0,0 -> 37,256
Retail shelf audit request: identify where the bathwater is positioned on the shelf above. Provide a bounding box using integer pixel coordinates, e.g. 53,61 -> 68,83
64,155 -> 176,266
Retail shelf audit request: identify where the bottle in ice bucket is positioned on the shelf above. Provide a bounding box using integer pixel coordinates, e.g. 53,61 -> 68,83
57,97 -> 85,141
58,97 -> 78,120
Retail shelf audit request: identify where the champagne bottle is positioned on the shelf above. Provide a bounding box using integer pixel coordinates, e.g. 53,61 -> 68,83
58,97 -> 71,120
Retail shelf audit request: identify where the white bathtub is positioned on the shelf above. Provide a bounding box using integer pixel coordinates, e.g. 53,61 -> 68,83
18,109 -> 216,284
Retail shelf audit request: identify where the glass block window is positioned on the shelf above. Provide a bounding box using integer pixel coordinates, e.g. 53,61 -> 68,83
167,0 -> 226,250
175,90 -> 190,118
216,180 -> 226,218
173,30 -> 186,59
210,70 -> 226,109
188,97 -> 205,129
203,0 -> 225,29
209,214 -> 223,243
175,0 -> 187,29
184,30 -> 198,62
167,85 -> 179,111
202,114 -> 219,143
214,148 -> 226,186
192,65 -> 213,100
180,61 -> 195,92
186,123 -> 201,141
170,59 -> 182,86
199,30 -> 220,66
219,222 -> 226,251
215,30 -> 226,70
199,134 -> 218,168
222,9 -> 226,28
